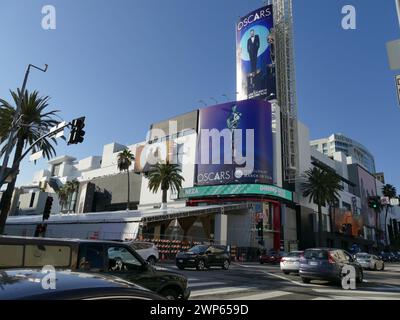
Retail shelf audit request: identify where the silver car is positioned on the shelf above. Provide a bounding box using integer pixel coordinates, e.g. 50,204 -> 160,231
280,251 -> 303,274
355,253 -> 385,271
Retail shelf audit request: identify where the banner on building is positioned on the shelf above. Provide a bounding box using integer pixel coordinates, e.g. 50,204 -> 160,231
195,99 -> 273,186
236,5 -> 277,101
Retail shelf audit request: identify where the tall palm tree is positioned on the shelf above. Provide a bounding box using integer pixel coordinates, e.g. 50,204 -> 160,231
0,89 -> 61,234
382,184 -> 397,246
301,167 -> 343,247
148,161 -> 185,209
117,149 -> 135,210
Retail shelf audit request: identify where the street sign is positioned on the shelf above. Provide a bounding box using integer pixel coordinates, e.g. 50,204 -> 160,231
29,150 -> 43,162
50,121 -> 66,138
387,39 -> 400,70
381,196 -> 390,206
396,75 -> 400,106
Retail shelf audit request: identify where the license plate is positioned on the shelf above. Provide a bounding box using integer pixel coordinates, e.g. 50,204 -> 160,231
309,261 -> 318,266
179,259 -> 183,263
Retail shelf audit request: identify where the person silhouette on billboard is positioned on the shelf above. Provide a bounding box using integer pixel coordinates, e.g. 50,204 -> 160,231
247,29 -> 260,74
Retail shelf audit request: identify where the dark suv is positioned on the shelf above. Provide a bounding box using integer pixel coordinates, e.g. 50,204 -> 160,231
176,245 -> 231,271
299,248 -> 364,285
0,236 -> 190,300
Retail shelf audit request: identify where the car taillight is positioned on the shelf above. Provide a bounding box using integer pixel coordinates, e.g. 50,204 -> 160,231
328,252 -> 335,264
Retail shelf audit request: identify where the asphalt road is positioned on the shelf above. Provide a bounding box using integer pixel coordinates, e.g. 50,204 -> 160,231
155,262 -> 400,300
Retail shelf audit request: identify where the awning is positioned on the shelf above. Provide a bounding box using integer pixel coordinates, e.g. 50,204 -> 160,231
140,203 -> 252,223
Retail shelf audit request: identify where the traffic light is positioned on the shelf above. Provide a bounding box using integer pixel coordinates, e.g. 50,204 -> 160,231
256,220 -> 263,237
68,117 -> 86,145
43,196 -> 53,220
368,196 -> 380,209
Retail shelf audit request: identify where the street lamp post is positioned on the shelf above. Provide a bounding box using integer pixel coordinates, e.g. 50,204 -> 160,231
0,64 -> 48,187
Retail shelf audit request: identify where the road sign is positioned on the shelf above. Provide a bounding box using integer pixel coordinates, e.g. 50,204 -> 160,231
396,75 -> 400,106
390,198 -> 400,206
387,39 -> 400,70
29,150 -> 43,162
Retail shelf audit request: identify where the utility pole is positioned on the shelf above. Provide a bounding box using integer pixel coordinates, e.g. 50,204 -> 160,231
0,64 -> 48,187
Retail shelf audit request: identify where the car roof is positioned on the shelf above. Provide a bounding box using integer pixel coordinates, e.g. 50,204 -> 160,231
0,269 -> 151,300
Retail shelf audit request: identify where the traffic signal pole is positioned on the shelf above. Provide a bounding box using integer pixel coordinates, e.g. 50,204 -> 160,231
0,64 -> 48,186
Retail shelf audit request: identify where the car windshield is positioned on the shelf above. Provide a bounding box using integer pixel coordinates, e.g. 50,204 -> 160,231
304,250 -> 328,260
287,251 -> 302,257
356,254 -> 370,259
188,245 -> 208,254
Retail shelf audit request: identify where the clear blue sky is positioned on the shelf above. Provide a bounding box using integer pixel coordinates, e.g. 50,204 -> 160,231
1,0 -> 399,189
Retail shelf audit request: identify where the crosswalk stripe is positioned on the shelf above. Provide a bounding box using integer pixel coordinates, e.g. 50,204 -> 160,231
229,291 -> 291,300
190,287 -> 254,298
328,295 -> 400,300
313,288 -> 400,295
189,282 -> 226,288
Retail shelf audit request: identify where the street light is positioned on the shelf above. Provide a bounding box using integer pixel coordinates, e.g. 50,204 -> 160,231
0,64 -> 48,186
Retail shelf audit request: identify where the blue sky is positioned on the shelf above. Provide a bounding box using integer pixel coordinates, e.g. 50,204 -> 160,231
0,0 -> 399,189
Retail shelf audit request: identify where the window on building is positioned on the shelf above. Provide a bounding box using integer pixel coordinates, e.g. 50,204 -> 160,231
29,193 -> 36,207
342,201 -> 351,211
52,163 -> 61,177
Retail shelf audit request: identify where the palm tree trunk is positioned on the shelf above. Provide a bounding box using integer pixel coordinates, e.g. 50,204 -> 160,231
318,204 -> 323,247
127,170 -> 130,210
0,138 -> 24,234
162,189 -> 167,204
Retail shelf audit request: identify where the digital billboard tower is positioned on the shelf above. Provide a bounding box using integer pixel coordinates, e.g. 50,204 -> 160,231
272,0 -> 299,184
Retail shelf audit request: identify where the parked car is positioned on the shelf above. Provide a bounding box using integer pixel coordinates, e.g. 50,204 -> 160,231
0,269 -> 166,300
355,253 -> 385,271
128,241 -> 159,265
299,248 -> 363,285
379,252 -> 396,263
259,249 -> 287,264
0,236 -> 190,300
175,245 -> 230,271
280,251 -> 303,274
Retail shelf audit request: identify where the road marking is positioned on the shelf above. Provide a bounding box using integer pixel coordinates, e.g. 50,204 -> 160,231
189,282 -> 226,288
261,271 -> 311,287
313,288 -> 400,295
229,291 -> 291,300
190,287 -> 255,298
188,277 -> 200,281
328,295 -> 400,300
312,297 -> 333,300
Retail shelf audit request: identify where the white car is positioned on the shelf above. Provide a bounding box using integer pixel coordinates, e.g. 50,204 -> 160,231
128,241 -> 159,265
355,253 -> 385,271
280,251 -> 303,275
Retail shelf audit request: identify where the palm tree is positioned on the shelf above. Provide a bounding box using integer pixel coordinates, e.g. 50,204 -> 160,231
117,149 -> 135,210
148,161 -> 185,209
0,89 -> 61,234
301,167 -> 343,247
382,184 -> 397,246
56,180 -> 79,213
